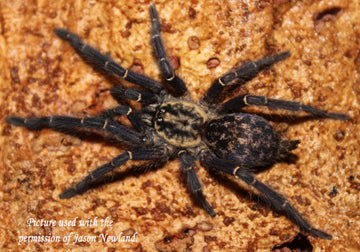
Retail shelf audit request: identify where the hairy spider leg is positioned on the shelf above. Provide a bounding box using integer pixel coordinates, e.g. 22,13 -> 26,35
60,148 -> 166,198
54,28 -> 163,93
6,115 -> 145,146
203,51 -> 290,104
110,85 -> 157,104
179,151 -> 216,217
149,5 -> 187,96
201,151 -> 332,240
98,105 -> 144,132
218,94 -> 350,120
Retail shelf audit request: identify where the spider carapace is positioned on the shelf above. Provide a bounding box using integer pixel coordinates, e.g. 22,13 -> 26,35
7,5 -> 350,240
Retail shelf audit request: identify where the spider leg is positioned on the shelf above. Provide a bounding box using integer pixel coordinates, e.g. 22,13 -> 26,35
201,151 -> 332,240
110,86 -> 157,104
203,51 -> 290,104
218,94 -> 350,120
6,115 -> 145,146
54,28 -> 163,93
98,105 -> 144,132
178,151 -> 216,217
60,147 -> 167,198
149,5 -> 187,96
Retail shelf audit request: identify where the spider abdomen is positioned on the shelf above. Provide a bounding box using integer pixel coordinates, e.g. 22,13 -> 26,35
203,113 -> 280,168
154,100 -> 208,147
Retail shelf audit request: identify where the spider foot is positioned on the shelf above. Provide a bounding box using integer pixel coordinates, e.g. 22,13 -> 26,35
59,187 -> 82,199
7,116 -> 50,130
194,190 -> 216,217
7,116 -> 26,126
307,227 -> 332,240
326,111 -> 350,121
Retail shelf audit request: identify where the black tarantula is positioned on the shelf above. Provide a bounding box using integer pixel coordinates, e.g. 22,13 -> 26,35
7,5 -> 349,240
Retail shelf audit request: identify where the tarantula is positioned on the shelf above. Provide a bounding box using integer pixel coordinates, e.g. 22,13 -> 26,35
7,5 -> 349,239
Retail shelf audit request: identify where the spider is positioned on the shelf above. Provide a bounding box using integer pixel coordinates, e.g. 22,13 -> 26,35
7,5 -> 349,240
